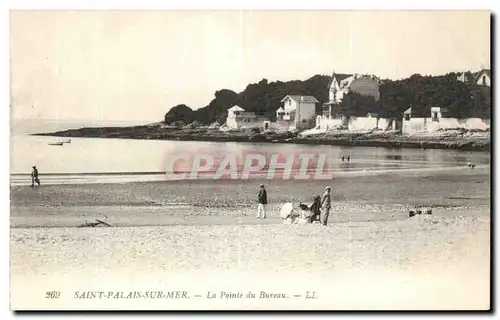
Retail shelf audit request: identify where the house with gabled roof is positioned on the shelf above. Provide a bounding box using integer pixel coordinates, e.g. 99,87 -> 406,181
225,105 -> 269,129
275,95 -> 319,130
319,71 -> 383,126
310,71 -> 394,133
326,72 -> 381,105
457,69 -> 491,87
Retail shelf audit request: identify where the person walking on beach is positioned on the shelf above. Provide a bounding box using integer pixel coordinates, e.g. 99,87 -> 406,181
31,165 -> 41,187
257,184 -> 267,219
320,186 -> 332,226
347,155 -> 350,162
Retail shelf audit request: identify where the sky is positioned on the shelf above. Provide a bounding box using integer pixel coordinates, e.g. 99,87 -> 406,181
10,10 -> 491,122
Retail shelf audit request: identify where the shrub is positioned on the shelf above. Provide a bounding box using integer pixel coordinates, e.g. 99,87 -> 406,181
250,127 -> 261,134
185,120 -> 204,129
171,120 -> 186,128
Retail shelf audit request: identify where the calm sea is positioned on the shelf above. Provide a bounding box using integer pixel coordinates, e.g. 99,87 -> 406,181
10,119 -> 490,186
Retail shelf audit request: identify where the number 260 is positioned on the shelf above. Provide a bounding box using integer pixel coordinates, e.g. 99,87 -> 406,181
45,291 -> 60,299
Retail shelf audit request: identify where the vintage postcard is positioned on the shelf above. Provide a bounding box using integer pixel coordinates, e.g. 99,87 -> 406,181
9,10 -> 491,310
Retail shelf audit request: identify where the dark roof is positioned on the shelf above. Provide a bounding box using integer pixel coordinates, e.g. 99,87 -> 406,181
327,72 -> 354,88
475,69 -> 491,80
459,71 -> 476,83
334,73 -> 354,82
459,69 -> 491,83
281,95 -> 319,103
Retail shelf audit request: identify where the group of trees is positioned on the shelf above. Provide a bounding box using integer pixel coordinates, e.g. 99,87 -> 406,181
164,72 -> 491,125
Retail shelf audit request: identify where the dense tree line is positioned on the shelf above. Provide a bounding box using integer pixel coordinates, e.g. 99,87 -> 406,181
379,73 -> 490,119
164,72 -> 491,125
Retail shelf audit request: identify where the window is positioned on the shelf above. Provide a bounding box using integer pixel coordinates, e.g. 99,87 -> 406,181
404,114 -> 410,121
482,76 -> 486,85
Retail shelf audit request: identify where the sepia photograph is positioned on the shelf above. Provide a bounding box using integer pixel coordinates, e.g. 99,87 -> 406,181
9,9 -> 491,310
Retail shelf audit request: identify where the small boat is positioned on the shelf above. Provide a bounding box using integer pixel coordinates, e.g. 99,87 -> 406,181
62,139 -> 72,144
48,142 -> 64,146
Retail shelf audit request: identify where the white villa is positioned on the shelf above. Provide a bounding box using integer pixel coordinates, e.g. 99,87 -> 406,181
224,96 -> 318,132
277,95 -> 318,130
264,95 -> 319,132
327,72 -> 381,105
313,72 -> 395,132
225,105 -> 269,130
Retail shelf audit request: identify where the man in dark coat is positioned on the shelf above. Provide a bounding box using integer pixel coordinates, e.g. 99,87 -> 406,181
257,184 -> 267,219
309,195 -> 322,223
31,165 -> 41,187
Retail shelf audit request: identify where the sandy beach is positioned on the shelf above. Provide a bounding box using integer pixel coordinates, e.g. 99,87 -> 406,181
9,8 -> 492,312
10,166 -> 490,310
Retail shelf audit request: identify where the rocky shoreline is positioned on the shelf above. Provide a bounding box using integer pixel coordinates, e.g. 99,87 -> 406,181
33,125 -> 491,152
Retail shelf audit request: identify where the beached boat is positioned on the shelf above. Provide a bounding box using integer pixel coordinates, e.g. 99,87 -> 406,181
62,139 -> 71,144
48,142 -> 64,146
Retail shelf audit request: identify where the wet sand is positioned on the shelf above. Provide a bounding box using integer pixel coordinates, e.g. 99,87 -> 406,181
11,166 -> 490,226
10,166 -> 491,310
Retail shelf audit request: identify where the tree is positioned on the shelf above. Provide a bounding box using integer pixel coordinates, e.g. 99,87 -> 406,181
339,92 -> 380,117
164,104 -> 195,124
171,120 -> 186,128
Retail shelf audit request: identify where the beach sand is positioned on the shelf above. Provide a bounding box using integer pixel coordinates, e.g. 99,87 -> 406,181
10,166 -> 491,310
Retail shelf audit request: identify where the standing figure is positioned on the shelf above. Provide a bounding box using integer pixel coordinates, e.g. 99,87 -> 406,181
257,184 -> 267,219
341,156 -> 345,162
31,165 -> 41,187
309,195 -> 322,223
320,186 -> 332,226
347,155 -> 351,162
